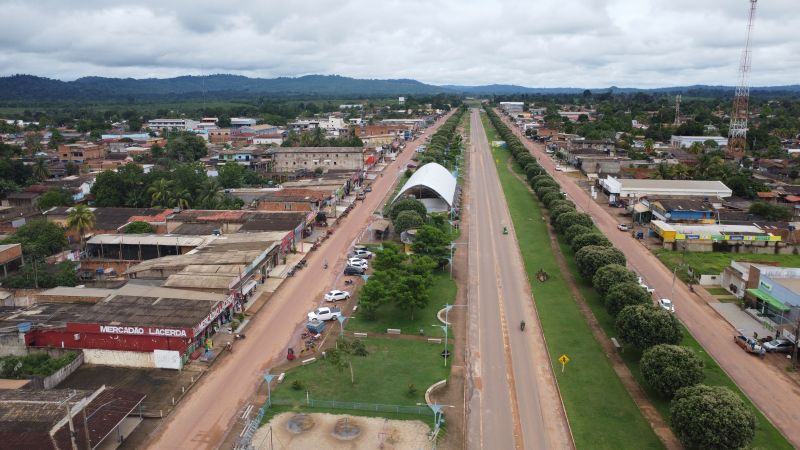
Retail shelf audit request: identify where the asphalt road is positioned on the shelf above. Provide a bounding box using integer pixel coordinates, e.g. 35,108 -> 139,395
465,109 -> 573,450
146,111 -> 454,450
498,111 -> 800,448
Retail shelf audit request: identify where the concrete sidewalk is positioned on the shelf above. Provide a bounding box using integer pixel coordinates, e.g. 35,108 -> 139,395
709,302 -> 774,337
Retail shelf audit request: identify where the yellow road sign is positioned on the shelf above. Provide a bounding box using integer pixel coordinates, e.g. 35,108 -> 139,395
559,354 -> 570,365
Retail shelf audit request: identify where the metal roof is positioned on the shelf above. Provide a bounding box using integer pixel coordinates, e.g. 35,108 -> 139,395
87,234 -> 210,247
393,162 -> 457,208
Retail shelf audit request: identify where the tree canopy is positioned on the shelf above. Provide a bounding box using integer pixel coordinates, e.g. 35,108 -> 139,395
616,304 -> 682,349
575,245 -> 626,279
592,264 -> 637,298
604,281 -> 652,316
641,344 -> 704,398
670,384 -> 755,449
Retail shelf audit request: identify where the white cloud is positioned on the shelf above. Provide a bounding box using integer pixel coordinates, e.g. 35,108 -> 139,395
0,0 -> 797,87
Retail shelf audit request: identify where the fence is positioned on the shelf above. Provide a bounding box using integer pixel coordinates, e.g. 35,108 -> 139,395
271,398 -> 433,416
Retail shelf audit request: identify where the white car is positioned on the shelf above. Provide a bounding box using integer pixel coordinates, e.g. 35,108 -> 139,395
658,298 -> 675,313
347,258 -> 368,270
617,223 -> 630,231
351,249 -> 373,259
637,277 -> 656,294
324,290 -> 351,302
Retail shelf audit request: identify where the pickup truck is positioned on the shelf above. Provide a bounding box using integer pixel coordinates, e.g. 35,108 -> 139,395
307,306 -> 342,322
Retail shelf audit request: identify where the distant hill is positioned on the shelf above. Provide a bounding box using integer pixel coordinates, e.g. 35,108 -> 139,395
0,74 -> 798,102
0,74 -> 446,101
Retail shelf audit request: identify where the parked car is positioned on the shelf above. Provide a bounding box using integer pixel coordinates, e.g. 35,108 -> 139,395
763,338 -> 795,353
356,192 -> 366,200
351,249 -> 373,259
307,306 -> 342,322
365,186 -> 372,192
658,298 -> 675,313
347,258 -> 369,269
324,290 -> 351,302
734,334 -> 766,355
637,277 -> 655,294
617,223 -> 630,231
344,266 -> 365,276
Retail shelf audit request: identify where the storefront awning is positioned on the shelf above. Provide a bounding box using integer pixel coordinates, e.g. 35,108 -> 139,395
633,203 -> 649,214
747,288 -> 791,312
242,280 -> 258,295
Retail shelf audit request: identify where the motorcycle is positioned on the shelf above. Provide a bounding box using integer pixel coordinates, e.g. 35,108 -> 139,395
503,226 -> 508,235
344,279 -> 354,286
520,320 -> 526,331
234,333 -> 246,340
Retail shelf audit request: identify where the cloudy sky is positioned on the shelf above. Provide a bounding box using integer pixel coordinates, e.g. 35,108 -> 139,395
0,0 -> 797,88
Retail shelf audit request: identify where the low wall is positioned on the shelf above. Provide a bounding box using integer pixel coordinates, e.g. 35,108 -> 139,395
698,274 -> 722,285
83,348 -> 155,368
28,352 -> 84,389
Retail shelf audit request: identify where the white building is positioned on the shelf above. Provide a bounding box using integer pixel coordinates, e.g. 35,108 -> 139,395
392,162 -> 457,213
499,102 -> 524,115
147,118 -> 199,131
670,135 -> 728,148
230,118 -> 257,128
600,176 -> 732,200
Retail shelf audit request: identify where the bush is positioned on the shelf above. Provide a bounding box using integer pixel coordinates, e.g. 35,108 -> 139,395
564,224 -> 592,244
616,304 -> 682,349
541,191 -> 564,208
351,339 -> 369,357
124,221 -> 154,234
0,351 -> 78,378
592,264 -> 637,297
749,201 -> 791,221
534,179 -> 559,192
571,232 -> 611,253
641,344 -> 704,398
605,282 -> 652,316
390,198 -> 427,223
406,383 -> 418,397
575,245 -> 626,279
670,384 -> 755,449
534,184 -> 558,199
291,380 -> 304,391
555,211 -> 593,234
394,210 -> 424,233
549,204 -> 575,225
531,174 -> 553,186
548,199 -> 575,212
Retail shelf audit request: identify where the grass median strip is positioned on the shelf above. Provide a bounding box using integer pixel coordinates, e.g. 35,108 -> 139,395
481,114 -> 663,449
559,240 -> 792,449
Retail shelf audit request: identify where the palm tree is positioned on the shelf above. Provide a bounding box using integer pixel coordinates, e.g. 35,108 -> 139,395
172,188 -> 191,209
66,204 -> 96,255
197,179 -> 223,209
32,157 -> 50,181
148,178 -> 173,208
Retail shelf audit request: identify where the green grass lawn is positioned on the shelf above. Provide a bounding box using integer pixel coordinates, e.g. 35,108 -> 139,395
481,114 -> 663,449
654,249 -> 800,282
705,286 -> 732,296
348,271 -> 455,337
273,338 -> 450,406
559,241 -> 792,450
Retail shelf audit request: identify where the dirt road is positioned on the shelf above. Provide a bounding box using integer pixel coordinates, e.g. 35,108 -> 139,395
465,109 -> 573,450
146,112 -> 454,450
498,111 -> 800,447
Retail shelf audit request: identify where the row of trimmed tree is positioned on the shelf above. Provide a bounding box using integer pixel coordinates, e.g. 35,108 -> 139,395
484,106 -> 757,450
417,106 -> 467,168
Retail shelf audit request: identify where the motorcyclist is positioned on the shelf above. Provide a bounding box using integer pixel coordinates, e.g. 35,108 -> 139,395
520,320 -> 526,331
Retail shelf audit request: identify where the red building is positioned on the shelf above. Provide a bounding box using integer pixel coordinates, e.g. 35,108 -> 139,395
2,285 -> 234,368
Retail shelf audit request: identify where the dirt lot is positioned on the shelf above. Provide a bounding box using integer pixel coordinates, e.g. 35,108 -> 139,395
254,412 -> 432,450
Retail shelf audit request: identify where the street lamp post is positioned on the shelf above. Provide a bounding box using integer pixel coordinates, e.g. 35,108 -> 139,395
432,324 -> 449,367
263,373 -> 275,408
670,242 -> 689,300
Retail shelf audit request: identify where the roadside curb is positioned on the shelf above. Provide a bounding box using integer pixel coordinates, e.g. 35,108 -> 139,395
425,379 -> 448,406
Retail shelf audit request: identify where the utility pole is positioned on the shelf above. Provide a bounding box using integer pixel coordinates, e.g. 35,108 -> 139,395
674,95 -> 681,126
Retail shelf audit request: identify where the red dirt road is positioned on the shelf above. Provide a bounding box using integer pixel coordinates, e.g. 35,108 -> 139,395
498,111 -> 800,447
146,112 -> 454,450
